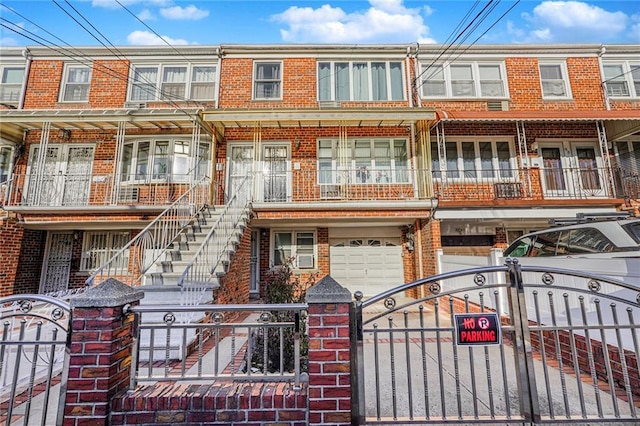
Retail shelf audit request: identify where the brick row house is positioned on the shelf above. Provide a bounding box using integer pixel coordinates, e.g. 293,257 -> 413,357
0,43 -> 638,300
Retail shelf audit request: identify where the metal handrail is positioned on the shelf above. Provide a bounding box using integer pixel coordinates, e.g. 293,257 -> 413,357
85,176 -> 211,287
177,175 -> 252,305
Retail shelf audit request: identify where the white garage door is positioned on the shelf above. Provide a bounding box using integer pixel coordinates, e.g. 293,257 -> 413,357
330,234 -> 404,296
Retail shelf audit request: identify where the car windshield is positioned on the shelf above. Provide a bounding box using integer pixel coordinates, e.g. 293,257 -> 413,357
622,221 -> 640,244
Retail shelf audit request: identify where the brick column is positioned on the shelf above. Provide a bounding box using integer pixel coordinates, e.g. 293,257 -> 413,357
306,275 -> 353,425
64,279 -> 143,426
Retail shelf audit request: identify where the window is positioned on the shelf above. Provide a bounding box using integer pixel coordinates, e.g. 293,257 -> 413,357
61,65 -> 92,102
318,138 -> 409,185
420,62 -> 506,98
0,65 -> 25,104
539,63 -> 571,98
603,61 -> 640,98
81,231 -> 130,271
431,139 -> 515,179
120,139 -> 210,182
273,231 -> 316,269
254,62 -> 281,99
129,63 -> 217,102
615,140 -> 640,172
0,145 -> 14,182
318,61 -> 404,101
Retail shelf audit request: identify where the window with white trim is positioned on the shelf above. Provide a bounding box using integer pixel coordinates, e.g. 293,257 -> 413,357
0,65 -> 25,105
0,145 -> 14,182
128,63 -> 217,102
602,61 -> 640,98
420,62 -> 506,98
318,61 -> 404,101
539,62 -> 571,98
61,65 -> 92,102
272,230 -> 316,269
120,138 -> 210,182
254,62 -> 282,99
318,138 -> 409,184
81,231 -> 130,271
431,138 -> 515,179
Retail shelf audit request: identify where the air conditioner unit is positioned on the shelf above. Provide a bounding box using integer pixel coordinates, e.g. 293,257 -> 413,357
297,254 -> 314,269
494,182 -> 522,199
320,184 -> 341,199
487,100 -> 509,111
124,101 -> 147,109
318,101 -> 342,108
118,187 -> 139,202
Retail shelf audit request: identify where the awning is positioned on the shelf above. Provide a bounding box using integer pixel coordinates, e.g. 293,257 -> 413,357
0,107 -> 204,141
201,107 -> 437,133
434,109 -> 640,141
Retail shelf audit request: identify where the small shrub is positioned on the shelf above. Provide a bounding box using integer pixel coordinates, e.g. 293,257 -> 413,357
250,258 -> 314,373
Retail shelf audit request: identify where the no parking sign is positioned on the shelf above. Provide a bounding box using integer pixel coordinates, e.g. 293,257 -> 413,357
454,313 -> 501,346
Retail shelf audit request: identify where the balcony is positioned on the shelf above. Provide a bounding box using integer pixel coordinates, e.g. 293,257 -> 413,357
3,173 -> 208,210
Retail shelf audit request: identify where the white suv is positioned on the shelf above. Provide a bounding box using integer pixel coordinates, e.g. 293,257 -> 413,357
504,216 -> 640,259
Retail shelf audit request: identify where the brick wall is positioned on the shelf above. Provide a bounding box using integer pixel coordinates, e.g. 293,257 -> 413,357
216,222 -> 252,305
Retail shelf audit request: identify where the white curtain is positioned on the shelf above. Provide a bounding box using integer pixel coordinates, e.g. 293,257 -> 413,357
352,63 -> 369,100
372,63 -> 387,100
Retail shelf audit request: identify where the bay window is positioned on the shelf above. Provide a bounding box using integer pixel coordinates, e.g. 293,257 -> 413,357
318,61 -> 404,101
420,62 -> 506,98
318,138 -> 409,184
432,139 -> 515,179
273,231 -> 316,269
129,63 -> 217,102
120,138 -> 210,182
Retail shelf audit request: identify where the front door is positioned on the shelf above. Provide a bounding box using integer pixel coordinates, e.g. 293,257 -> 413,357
40,232 -> 74,294
539,142 -> 606,198
262,144 -> 289,202
227,144 -> 254,202
26,144 -> 94,206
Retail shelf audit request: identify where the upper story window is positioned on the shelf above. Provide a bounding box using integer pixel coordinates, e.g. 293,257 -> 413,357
420,62 -> 506,98
254,62 -> 282,100
120,138 -> 210,183
61,65 -> 92,102
318,138 -> 409,184
0,145 -> 14,182
129,63 -> 217,102
0,65 -> 25,105
539,62 -> 571,99
318,61 -> 404,101
431,138 -> 515,180
602,61 -> 640,98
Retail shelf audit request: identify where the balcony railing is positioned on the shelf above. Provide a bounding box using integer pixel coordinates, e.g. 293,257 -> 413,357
615,166 -> 639,201
3,172 -> 203,208
85,177 -> 210,287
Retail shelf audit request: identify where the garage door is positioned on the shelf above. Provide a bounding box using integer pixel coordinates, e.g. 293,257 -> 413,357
330,236 -> 404,296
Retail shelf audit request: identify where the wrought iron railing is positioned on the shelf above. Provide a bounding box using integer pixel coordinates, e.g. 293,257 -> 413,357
4,172 -> 202,207
126,302 -> 307,389
614,166 -> 640,201
177,175 -> 252,305
85,177 -> 210,287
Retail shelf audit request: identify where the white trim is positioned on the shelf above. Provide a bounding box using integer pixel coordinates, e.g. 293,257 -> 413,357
253,60 -> 283,100
270,229 -> 317,270
539,61 -> 573,100
420,61 -> 508,99
436,207 -> 618,220
59,64 -> 92,103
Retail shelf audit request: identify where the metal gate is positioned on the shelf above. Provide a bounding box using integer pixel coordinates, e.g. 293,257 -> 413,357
0,295 -> 71,426
352,259 -> 640,424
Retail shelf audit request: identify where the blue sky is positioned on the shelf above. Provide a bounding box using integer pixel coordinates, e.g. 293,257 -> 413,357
1,0 -> 639,47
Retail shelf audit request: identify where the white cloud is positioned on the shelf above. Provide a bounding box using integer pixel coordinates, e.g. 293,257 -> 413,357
126,30 -> 189,45
0,37 -> 18,47
137,9 -> 154,21
518,1 -> 628,42
271,0 -> 435,43
160,5 -> 209,20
